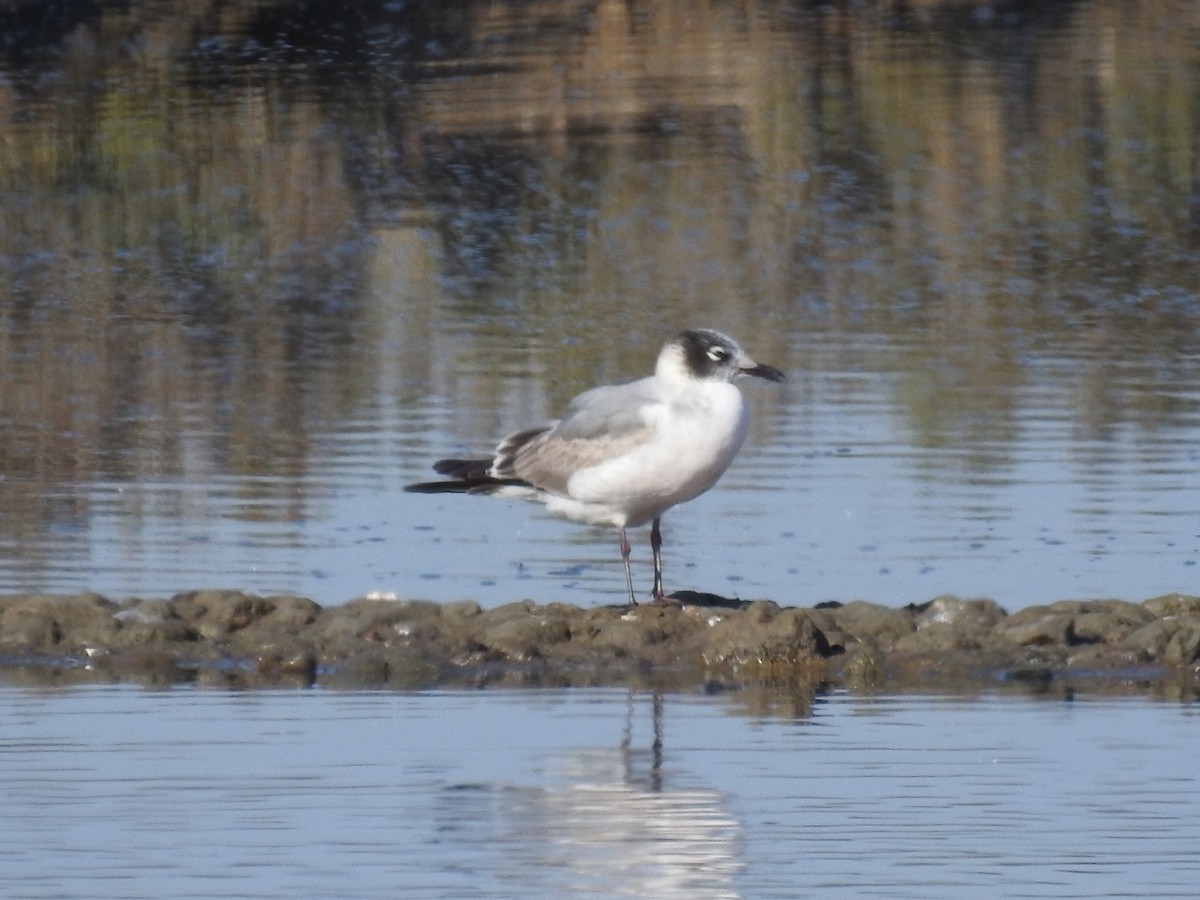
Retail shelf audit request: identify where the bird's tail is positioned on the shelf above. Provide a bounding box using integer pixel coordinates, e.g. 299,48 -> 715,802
404,457 -> 530,494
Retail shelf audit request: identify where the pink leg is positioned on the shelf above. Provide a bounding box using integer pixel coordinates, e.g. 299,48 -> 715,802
619,527 -> 637,606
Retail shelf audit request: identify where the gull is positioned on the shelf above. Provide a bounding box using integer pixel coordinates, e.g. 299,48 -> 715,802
405,329 -> 785,606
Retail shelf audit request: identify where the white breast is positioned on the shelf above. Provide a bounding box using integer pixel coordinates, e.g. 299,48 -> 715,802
563,381 -> 749,528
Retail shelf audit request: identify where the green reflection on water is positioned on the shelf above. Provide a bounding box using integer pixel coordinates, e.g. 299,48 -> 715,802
0,0 -> 1197,593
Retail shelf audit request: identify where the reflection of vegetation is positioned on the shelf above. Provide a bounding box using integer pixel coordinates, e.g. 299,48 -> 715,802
1,0 -> 1198,553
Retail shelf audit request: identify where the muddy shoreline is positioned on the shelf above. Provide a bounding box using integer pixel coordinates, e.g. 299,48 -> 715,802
1,590 -> 1199,698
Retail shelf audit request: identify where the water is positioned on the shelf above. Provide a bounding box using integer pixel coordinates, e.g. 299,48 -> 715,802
2,684 -> 1198,899
4,8 -> 1197,896
2,0 -> 1199,610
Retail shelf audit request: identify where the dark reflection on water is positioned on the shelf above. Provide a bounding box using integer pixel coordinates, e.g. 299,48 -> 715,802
2,685 -> 1200,899
0,1 -> 1198,607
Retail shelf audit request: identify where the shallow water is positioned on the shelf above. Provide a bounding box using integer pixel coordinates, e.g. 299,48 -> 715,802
2,684 -> 1199,899
1,0 -> 1199,609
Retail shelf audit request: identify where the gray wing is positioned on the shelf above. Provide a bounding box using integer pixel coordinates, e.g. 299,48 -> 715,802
495,377 -> 660,494
555,377 -> 660,440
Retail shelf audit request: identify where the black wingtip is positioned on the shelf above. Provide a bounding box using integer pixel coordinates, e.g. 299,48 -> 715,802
432,458 -> 493,480
404,476 -> 533,494
404,480 -> 468,494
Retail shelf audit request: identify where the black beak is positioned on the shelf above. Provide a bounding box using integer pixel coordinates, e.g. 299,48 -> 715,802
741,362 -> 786,383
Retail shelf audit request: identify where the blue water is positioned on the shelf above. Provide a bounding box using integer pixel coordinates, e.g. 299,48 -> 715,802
2,685 -> 1198,899
2,1 -> 1199,611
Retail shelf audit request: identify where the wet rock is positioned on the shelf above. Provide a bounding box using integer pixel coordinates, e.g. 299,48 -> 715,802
828,601 -> 915,650
1067,643 -> 1149,670
840,647 -> 886,690
442,600 -> 483,620
699,603 -> 830,666
1071,612 -> 1139,645
312,597 -> 442,648
245,595 -> 321,631
332,649 -> 391,686
479,609 -> 572,660
223,597 -> 321,659
0,604 -> 61,649
327,646 -> 449,689
0,589 -> 1198,692
1082,599 -> 1155,624
916,596 -> 1006,631
1117,619 -> 1180,661
1142,593 -> 1200,618
116,597 -> 174,624
585,607 -> 680,659
1000,667 -> 1056,690
91,648 -> 188,685
255,650 -> 318,683
0,593 -> 117,650
995,608 -> 1075,647
1163,616 -> 1200,665
892,625 -> 969,655
112,598 -> 199,646
894,597 -> 1006,654
112,616 -> 199,647
168,590 -> 321,646
171,590 -> 278,638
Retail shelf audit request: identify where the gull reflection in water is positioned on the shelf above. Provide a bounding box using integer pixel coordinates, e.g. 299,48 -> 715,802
437,692 -> 742,897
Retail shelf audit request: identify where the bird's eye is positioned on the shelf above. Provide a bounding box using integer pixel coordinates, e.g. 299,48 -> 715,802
707,346 -> 730,363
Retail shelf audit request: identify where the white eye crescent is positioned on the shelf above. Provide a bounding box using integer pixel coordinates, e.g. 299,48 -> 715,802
707,346 -> 730,363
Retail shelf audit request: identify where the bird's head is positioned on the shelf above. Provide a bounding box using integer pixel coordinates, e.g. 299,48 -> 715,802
659,329 -> 786,385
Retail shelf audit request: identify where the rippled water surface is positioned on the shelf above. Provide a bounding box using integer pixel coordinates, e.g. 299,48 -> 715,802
3,685 -> 1199,899
2,0 -> 1199,609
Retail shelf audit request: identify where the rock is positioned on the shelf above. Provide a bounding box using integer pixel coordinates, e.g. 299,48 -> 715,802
112,616 -> 199,647
481,611 -> 572,660
171,590 -> 277,638
115,597 -> 174,624
169,592 -> 319,644
0,593 -> 117,649
92,648 -> 188,685
895,596 -> 1006,653
112,598 -> 199,646
226,597 -> 321,652
915,596 -> 1006,632
442,600 -> 483,620
255,650 -> 318,682
311,597 -> 442,648
585,608 -> 673,658
892,626 -> 966,655
840,647 -> 885,689
995,607 -> 1075,646
1071,611 -> 1139,645
828,601 -> 915,650
1117,619 -> 1180,661
1142,594 -> 1200,618
1065,642 -> 1148,670
1163,616 -> 1200,664
699,604 -> 830,666
1082,599 -> 1155,625
327,647 -> 448,689
329,649 -> 392,686
254,595 -> 321,629
0,605 -> 61,649
0,590 -> 1197,691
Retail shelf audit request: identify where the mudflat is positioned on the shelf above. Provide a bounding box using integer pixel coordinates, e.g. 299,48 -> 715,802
2,590 -> 1199,697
